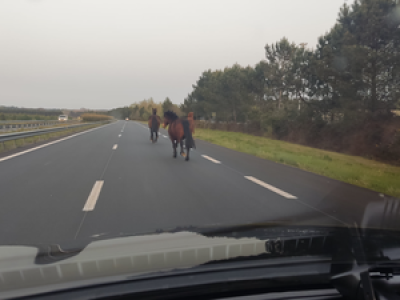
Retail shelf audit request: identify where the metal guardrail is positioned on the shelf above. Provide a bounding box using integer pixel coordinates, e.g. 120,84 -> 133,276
0,121 -> 108,143
0,120 -> 63,124
0,120 -> 77,132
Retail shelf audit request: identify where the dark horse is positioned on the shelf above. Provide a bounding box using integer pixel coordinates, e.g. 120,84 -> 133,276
163,111 -> 195,161
148,108 -> 161,143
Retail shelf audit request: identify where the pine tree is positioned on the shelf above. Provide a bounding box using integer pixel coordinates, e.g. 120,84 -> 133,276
319,0 -> 400,115
265,38 -> 297,110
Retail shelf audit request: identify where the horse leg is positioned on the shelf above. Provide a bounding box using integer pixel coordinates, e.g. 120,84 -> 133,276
150,130 -> 153,142
155,130 -> 158,142
185,147 -> 190,161
173,140 -> 177,158
179,140 -> 185,156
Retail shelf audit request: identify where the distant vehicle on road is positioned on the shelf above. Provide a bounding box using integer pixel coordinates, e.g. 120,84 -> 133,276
125,118 -> 129,121
58,115 -> 68,121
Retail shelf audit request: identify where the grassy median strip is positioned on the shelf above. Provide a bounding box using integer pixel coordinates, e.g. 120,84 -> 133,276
0,124 -> 101,154
194,128 -> 400,198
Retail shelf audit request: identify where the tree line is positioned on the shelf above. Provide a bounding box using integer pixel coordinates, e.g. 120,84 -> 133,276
180,0 -> 400,139
108,98 -> 182,121
81,113 -> 112,122
0,107 -> 64,121
108,0 -> 400,162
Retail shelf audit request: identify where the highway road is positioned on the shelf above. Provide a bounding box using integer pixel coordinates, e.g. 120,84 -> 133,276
0,121 -> 391,246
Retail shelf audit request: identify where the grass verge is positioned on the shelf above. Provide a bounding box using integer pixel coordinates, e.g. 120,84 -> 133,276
194,128 -> 400,198
0,124 -> 102,154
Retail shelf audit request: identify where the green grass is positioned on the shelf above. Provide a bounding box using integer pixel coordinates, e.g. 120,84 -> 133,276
194,128 -> 400,198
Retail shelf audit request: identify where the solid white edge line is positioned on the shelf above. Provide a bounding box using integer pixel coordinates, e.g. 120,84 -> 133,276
0,123 -> 112,164
201,155 -> 221,164
112,144 -> 118,150
83,180 -> 104,211
244,176 -> 297,199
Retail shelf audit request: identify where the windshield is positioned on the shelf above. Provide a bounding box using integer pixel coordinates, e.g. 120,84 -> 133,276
0,0 -> 399,299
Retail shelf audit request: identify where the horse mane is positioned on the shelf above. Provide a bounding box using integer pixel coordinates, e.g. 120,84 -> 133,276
164,110 -> 179,121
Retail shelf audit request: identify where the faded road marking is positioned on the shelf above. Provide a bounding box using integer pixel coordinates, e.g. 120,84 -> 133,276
245,176 -> 297,199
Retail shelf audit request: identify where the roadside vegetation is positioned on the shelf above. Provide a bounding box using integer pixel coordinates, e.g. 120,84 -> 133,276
179,0 -> 400,164
113,1 -> 400,164
0,107 -> 63,121
108,98 -> 182,121
81,113 -> 112,122
194,128 -> 400,198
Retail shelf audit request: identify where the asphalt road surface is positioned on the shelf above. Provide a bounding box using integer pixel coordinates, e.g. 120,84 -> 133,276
0,121 -> 393,246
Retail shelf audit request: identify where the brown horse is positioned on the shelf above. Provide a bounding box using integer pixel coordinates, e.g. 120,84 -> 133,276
163,111 -> 195,161
148,108 -> 161,143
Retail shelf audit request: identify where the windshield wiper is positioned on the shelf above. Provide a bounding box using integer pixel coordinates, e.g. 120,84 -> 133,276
35,243 -> 88,264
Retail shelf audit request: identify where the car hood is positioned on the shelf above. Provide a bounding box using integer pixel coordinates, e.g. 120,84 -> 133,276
0,196 -> 399,299
0,230 -> 275,298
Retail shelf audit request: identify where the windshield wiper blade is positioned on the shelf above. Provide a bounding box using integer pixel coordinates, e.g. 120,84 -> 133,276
35,243 -> 88,264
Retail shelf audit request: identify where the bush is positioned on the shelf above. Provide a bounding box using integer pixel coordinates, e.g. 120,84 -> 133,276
81,113 -> 112,122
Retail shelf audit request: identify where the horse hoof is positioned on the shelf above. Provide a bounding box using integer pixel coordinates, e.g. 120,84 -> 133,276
185,157 -> 189,161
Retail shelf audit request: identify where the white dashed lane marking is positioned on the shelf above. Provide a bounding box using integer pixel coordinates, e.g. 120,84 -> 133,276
112,144 -> 118,150
244,176 -> 297,199
83,180 -> 104,211
201,155 -> 221,164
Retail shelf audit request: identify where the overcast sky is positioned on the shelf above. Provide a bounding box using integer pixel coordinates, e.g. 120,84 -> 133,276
0,0 -> 351,110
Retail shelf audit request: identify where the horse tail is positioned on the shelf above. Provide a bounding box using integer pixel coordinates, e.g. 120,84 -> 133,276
182,120 -> 195,149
